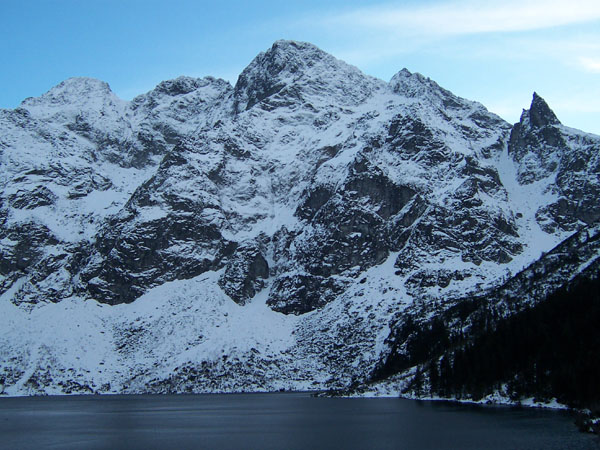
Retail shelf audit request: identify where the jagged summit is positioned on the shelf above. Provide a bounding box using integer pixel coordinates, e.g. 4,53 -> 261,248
233,40 -> 382,112
151,76 -> 231,97
387,66 -> 506,136
257,39 -> 330,65
508,91 -> 599,228
389,67 -> 459,98
515,92 -> 561,130
130,75 -> 233,121
528,92 -> 561,127
21,77 -> 114,108
18,76 -> 126,128
238,40 -> 333,81
512,92 -> 556,127
389,68 -> 434,95
509,92 -> 564,159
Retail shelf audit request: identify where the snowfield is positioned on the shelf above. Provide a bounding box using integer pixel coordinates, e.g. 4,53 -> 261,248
1,41 -> 599,398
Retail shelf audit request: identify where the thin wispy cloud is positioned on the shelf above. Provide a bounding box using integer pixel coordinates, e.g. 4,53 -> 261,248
580,57 -> 600,73
293,0 -> 600,132
304,0 -> 600,69
326,0 -> 600,36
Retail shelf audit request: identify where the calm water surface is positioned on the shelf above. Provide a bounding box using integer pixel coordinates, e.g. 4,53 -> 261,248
0,393 -> 598,449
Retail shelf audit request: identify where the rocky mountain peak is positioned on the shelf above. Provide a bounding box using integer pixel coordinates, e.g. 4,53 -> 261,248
389,68 -> 446,97
508,92 -> 565,185
240,40 -> 331,81
390,68 -> 425,91
388,67 -> 485,117
519,92 -> 561,129
18,76 -> 126,128
509,92 -> 564,158
130,76 -> 233,120
509,91 -> 600,230
21,77 -> 115,109
233,40 -> 381,112
2,40 -> 600,398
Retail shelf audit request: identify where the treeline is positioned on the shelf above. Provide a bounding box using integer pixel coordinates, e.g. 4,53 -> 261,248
412,275 -> 600,410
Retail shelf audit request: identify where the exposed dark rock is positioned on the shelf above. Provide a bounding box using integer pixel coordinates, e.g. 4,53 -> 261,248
67,173 -> 113,199
82,213 -> 231,305
0,222 -> 58,277
509,93 -> 600,231
219,244 -> 269,304
8,186 -> 57,209
508,93 -> 566,181
2,40 -> 600,400
405,268 -> 473,297
386,115 -> 443,158
267,273 -> 346,315
345,157 -> 416,220
296,186 -> 334,221
529,92 -> 561,128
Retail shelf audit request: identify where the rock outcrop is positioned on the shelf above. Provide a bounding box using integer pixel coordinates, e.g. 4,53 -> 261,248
0,40 -> 598,396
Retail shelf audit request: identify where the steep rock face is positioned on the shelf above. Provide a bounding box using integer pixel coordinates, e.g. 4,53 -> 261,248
233,40 -> 381,112
231,46 -> 522,314
0,75 -> 232,305
219,243 -> 269,305
1,40 -> 599,396
20,77 -> 142,167
131,76 -> 233,156
509,93 -> 600,233
78,140 -> 236,305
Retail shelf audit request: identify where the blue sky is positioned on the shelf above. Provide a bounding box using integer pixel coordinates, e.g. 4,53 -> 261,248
1,0 -> 599,134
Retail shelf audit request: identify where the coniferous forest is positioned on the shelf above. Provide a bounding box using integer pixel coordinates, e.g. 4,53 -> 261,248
424,275 -> 600,409
372,272 -> 600,432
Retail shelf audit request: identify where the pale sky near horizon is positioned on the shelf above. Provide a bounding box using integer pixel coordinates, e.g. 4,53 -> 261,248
1,0 -> 599,134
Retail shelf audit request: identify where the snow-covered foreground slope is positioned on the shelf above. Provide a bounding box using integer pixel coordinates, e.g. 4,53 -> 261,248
0,260 -> 399,394
1,41 -> 599,395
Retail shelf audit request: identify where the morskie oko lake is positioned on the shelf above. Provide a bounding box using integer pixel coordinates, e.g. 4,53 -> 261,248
0,393 -> 598,449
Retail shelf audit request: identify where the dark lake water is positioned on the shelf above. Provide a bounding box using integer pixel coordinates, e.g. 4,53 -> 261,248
0,393 -> 598,449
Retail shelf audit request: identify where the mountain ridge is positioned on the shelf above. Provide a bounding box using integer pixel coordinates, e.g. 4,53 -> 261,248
0,40 -> 598,402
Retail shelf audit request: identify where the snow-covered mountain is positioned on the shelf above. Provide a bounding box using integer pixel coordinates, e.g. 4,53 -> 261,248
1,40 -> 599,397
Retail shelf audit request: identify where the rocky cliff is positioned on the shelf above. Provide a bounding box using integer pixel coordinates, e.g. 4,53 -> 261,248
1,40 -> 598,397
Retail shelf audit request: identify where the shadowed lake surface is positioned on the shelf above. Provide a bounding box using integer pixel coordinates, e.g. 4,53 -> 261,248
0,393 -> 598,449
